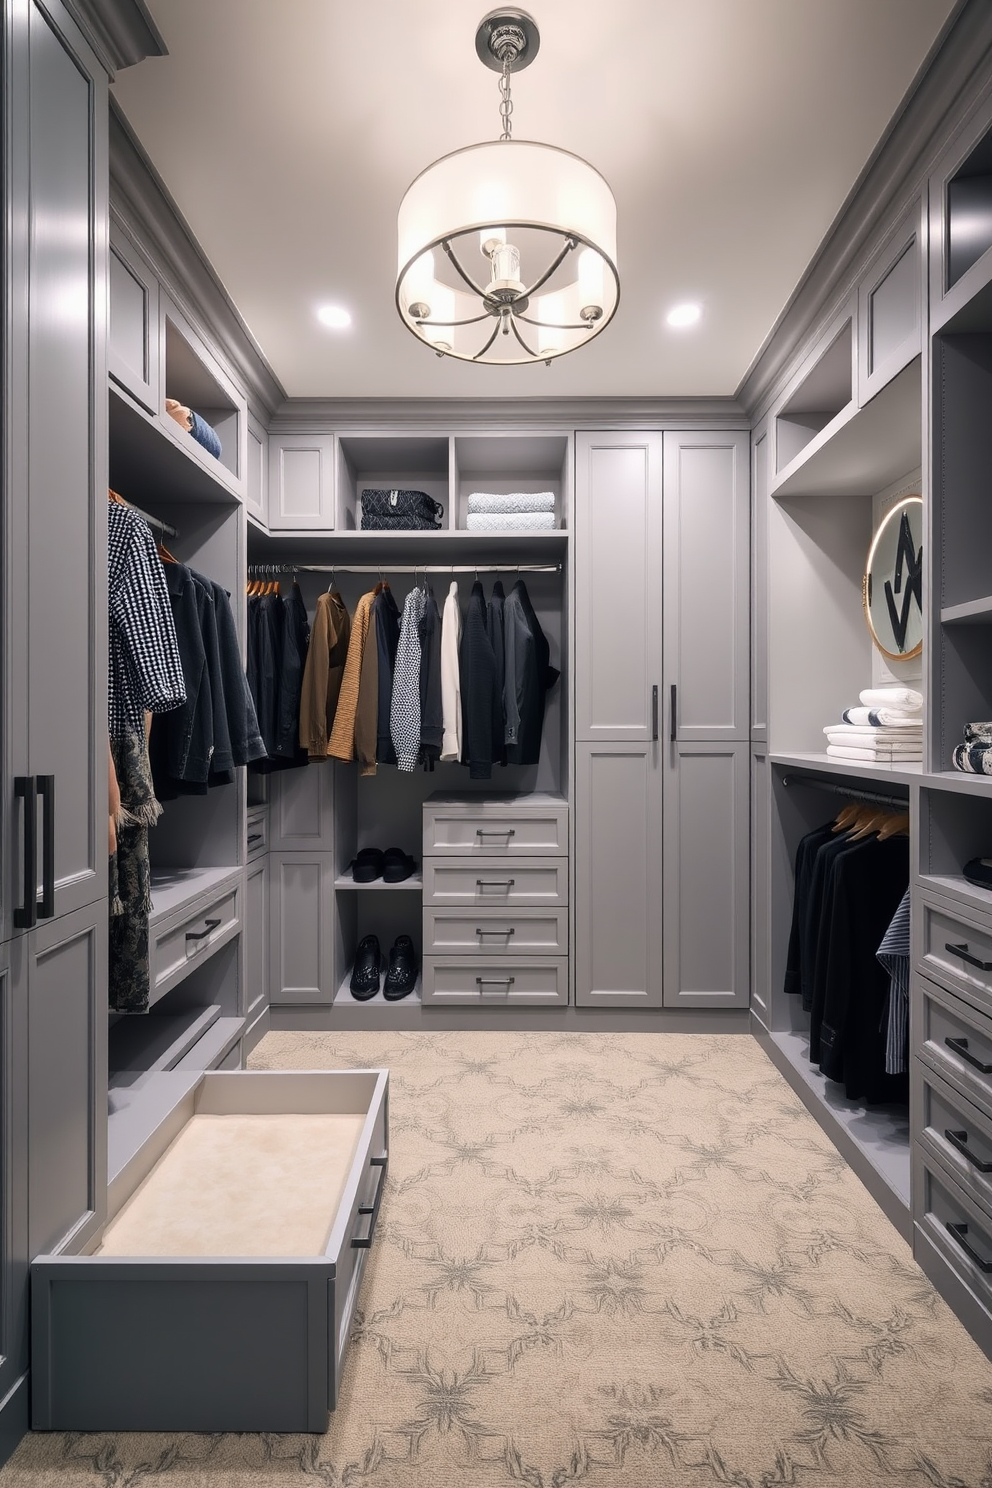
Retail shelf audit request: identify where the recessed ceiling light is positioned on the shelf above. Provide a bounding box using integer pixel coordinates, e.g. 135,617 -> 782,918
317,305 -> 352,329
666,302 -> 702,328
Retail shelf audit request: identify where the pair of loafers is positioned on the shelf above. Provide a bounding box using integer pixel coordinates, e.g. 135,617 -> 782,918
349,934 -> 418,1001
350,847 -> 416,883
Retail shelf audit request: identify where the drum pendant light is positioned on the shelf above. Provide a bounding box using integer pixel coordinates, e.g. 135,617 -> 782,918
396,10 -> 619,366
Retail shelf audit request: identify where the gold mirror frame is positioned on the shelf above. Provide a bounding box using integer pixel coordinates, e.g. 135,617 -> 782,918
863,495 -> 924,662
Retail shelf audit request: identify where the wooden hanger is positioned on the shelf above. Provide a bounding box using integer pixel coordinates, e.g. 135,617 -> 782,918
876,811 -> 910,841
848,807 -> 889,841
157,541 -> 178,565
832,803 -> 861,832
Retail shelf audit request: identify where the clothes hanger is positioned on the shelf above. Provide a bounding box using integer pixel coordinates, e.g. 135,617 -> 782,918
848,807 -> 889,841
832,803 -> 861,832
157,541 -> 178,565
876,811 -> 910,841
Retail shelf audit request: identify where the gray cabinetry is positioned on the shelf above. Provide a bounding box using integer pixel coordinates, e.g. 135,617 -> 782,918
0,949 -> 27,1455
246,413 -> 269,524
269,852 -> 336,1005
108,225 -> 159,413
858,201 -> 922,405
244,857 -> 268,1038
268,433 -> 335,530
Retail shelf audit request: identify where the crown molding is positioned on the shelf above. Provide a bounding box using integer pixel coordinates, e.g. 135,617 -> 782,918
269,396 -> 748,433
110,101 -> 286,418
737,0 -> 989,423
63,0 -> 165,75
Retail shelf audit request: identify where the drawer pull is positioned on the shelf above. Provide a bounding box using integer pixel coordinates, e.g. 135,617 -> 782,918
352,1153 -> 387,1250
945,1128 -> 992,1173
945,941 -> 992,972
945,1036 -> 992,1074
477,878 -> 515,889
476,926 -> 515,937
476,975 -> 515,987
186,917 -> 221,944
476,827 -> 515,838
946,1220 -> 992,1274
247,833 -> 263,846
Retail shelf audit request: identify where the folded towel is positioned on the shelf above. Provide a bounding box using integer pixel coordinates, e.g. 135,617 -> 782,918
825,724 -> 922,739
824,729 -> 922,748
859,687 -> 923,713
964,722 -> 992,744
467,491 -> 556,514
842,707 -> 923,728
826,745 -> 922,763
953,743 -> 992,775
466,511 -> 557,531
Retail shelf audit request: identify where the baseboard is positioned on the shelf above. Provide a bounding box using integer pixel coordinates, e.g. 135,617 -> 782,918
242,1005 -> 271,1057
266,1004 -> 752,1035
0,1370 -> 29,1468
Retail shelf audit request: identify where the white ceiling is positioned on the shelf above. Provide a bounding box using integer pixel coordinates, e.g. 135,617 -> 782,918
112,0 -> 956,401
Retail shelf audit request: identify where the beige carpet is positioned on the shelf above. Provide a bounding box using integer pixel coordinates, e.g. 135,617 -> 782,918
6,1030 -> 992,1487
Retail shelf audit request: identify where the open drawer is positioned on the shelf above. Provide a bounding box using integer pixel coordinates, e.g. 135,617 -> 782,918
32,1068 -> 388,1433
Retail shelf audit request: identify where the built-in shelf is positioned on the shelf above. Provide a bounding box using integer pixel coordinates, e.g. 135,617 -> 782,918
941,595 -> 992,625
246,528 -> 568,567
173,1015 -> 245,1071
928,770 -> 992,796
334,873 -> 423,891
771,752 -> 922,787
109,1003 -> 221,1075
149,865 -> 241,924
333,973 -> 422,1007
110,385 -> 241,507
919,873 -> 992,918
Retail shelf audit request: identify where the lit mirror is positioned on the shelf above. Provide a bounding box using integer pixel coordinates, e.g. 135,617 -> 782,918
863,495 -> 923,660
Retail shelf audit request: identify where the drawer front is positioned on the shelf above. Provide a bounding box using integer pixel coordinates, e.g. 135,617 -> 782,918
914,1060 -> 992,1219
423,858 -> 567,907
422,957 -> 568,1006
151,889 -> 239,1004
913,1144 -> 992,1318
424,908 -> 568,956
246,810 -> 268,860
919,896 -> 992,1013
915,973 -> 992,1123
423,806 -> 567,856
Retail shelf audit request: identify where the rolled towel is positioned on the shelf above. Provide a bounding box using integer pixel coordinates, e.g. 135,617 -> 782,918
842,707 -> 923,728
953,743 -> 992,775
964,722 -> 992,744
467,491 -> 556,514
466,511 -> 557,532
827,745 -> 922,763
859,687 -> 923,713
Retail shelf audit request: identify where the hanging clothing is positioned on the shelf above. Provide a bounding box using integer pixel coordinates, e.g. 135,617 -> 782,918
460,580 -> 503,781
373,584 -> 401,766
246,582 -> 310,772
299,590 -> 351,759
877,889 -> 911,1076
419,589 -> 443,769
440,581 -> 463,764
327,588 -> 377,762
108,500 -> 186,739
487,580 -> 507,768
503,579 -> 560,767
355,593 -> 380,777
391,586 -> 428,772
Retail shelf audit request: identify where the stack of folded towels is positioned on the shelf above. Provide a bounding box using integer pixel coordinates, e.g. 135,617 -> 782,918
822,686 -> 923,763
466,491 -> 557,532
953,722 -> 992,775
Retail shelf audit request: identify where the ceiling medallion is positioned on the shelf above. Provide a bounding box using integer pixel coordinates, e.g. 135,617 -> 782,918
396,9 -> 619,366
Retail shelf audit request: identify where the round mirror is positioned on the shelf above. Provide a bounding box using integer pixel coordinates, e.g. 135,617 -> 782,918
863,495 -> 923,661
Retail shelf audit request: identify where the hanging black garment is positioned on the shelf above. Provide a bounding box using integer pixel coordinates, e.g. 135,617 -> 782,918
203,576 -> 265,772
783,821 -> 837,998
374,584 -> 401,765
460,580 -> 503,781
249,584 -> 310,773
486,580 -> 507,767
149,563 -> 212,796
503,579 -> 560,767
418,589 -> 443,768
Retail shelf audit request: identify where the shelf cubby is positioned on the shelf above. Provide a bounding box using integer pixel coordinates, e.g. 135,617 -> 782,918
774,315 -> 853,478
919,784 -> 992,916
452,433 -> 569,531
163,308 -> 244,487
336,434 -> 451,532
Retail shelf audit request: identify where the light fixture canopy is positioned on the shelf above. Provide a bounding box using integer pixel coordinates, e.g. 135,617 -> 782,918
396,10 -> 619,366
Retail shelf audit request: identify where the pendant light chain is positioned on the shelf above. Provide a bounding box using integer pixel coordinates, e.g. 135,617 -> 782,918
499,53 -> 513,139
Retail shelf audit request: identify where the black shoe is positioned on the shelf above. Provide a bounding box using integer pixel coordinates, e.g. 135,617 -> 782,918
382,847 -> 416,883
350,935 -> 381,1000
383,935 -> 418,1000
351,848 -> 384,883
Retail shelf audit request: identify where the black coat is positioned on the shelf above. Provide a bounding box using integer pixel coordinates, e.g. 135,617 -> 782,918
503,580 -> 560,767
459,580 -> 503,780
374,585 -> 401,765
419,589 -> 443,766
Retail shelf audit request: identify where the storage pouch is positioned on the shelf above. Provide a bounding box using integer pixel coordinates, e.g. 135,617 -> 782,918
361,488 -> 444,531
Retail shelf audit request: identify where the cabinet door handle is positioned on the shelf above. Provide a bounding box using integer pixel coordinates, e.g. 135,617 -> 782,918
945,941 -> 992,972
944,1128 -> 992,1173
37,775 -> 55,919
670,684 -> 677,743
946,1220 -> 992,1274
186,917 -> 221,944
247,834 -> 263,846
13,777 -> 37,930
476,926 -> 515,937
945,1036 -> 992,1074
476,975 -> 515,988
476,827 -> 515,838
351,1153 -> 388,1250
651,685 -> 659,741
476,878 -> 515,889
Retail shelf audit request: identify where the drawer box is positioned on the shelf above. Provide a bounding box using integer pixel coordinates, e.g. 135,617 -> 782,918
914,972 -> 992,1124
423,798 -> 568,856
913,1143 -> 992,1344
918,894 -> 992,1015
246,808 -> 268,859
423,858 -> 567,908
422,956 -> 568,1006
424,908 -> 568,956
914,1059 -> 992,1219
150,886 -> 240,1006
32,1069 -> 388,1432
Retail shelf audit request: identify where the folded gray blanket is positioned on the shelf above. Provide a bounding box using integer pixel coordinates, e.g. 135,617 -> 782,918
467,491 -> 556,514
466,511 -> 557,531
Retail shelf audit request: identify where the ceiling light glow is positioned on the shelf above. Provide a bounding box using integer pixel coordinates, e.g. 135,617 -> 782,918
317,305 -> 352,329
666,302 -> 702,328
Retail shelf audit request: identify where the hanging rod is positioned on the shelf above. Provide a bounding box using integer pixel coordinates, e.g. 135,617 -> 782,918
780,773 -> 910,809
128,502 -> 178,539
246,562 -> 561,576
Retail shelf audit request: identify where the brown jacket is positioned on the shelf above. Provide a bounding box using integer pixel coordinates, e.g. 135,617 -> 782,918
327,588 -> 377,762
299,590 -> 350,760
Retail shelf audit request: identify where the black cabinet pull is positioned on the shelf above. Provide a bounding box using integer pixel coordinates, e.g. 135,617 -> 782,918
186,917 -> 221,944
13,777 -> 37,930
670,683 -> 677,743
944,1128 -> 992,1173
946,1220 -> 992,1273
477,878 -> 515,889
945,1036 -> 992,1074
247,834 -> 263,846
476,827 -> 515,838
945,941 -> 992,972
37,775 -> 55,919
652,684 -> 659,741
476,926 -> 515,937
351,1153 -> 387,1249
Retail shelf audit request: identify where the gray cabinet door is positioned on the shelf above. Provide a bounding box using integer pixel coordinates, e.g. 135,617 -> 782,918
574,742 -> 663,1007
663,431 -> 749,741
574,432 -> 663,741
108,227 -> 159,414
662,741 -> 749,1009
244,857 -> 268,1028
0,947 -> 28,1446
24,904 -> 107,1258
269,853 -> 336,1004
4,0 -> 107,937
268,763 -> 335,851
268,434 -> 335,530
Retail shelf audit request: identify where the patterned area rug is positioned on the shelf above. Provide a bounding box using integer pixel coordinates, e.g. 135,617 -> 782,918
7,1030 -> 992,1487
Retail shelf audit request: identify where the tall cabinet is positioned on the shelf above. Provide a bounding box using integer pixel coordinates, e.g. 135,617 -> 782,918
573,430 -> 749,1009
1,0 -> 109,1453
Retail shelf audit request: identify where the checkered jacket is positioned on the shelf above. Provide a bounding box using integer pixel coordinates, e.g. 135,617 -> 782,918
108,501 -> 186,739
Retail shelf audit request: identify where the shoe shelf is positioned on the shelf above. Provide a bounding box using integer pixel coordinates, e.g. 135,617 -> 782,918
333,873 -> 423,891
333,973 -> 422,1007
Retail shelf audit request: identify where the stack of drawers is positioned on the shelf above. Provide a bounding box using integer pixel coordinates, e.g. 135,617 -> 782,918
913,890 -> 992,1354
421,793 -> 568,1006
